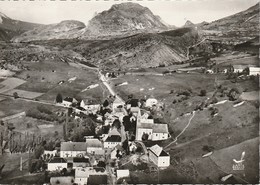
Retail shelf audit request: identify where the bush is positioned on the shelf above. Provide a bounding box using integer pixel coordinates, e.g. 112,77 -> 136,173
37,105 -> 52,115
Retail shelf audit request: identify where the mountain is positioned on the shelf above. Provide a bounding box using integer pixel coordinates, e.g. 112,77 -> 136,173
86,2 -> 170,37
183,20 -> 195,28
12,20 -> 86,42
13,2 -> 173,42
0,12 -> 41,41
201,3 -> 259,41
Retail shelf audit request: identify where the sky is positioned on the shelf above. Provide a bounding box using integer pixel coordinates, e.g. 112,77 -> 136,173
0,0 -> 258,27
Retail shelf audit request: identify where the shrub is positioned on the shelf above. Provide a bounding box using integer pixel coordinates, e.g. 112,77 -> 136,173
13,92 -> 19,99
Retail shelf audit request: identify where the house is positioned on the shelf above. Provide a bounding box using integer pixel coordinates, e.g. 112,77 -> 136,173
152,124 -> 169,141
112,98 -> 124,112
232,65 -> 248,73
75,167 -> 89,185
75,167 -> 107,185
80,101 -> 100,115
148,144 -> 170,168
85,139 -> 104,155
110,144 -> 124,159
73,157 -> 90,169
145,98 -> 158,108
136,119 -> 169,141
47,157 -> 67,171
62,97 -> 77,107
87,175 -> 107,185
75,107 -> 87,114
136,119 -> 154,141
249,67 -> 260,76
50,176 -> 74,185
104,135 -> 121,149
116,169 -> 130,180
43,150 -> 57,157
60,142 -> 87,158
130,107 -> 141,118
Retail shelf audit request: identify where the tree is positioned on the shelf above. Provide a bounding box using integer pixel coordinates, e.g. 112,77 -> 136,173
112,119 -> 121,129
141,133 -> 149,141
122,140 -> 130,155
228,88 -> 240,101
97,161 -> 106,168
56,93 -> 63,103
103,99 -> 109,107
13,92 -> 19,99
200,89 -> 207,96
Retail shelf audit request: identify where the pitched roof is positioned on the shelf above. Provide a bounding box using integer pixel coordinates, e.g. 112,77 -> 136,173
64,97 -> 74,102
61,142 -> 87,151
86,139 -> 103,148
108,128 -> 121,137
137,119 -> 153,129
152,124 -> 168,133
114,144 -> 124,151
105,135 -> 121,142
87,175 -> 107,185
149,144 -> 169,157
73,157 -> 90,163
49,157 -> 67,163
113,98 -> 123,104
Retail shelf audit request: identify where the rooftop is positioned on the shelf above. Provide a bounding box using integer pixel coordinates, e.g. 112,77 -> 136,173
152,123 -> 168,133
105,135 -> 121,142
86,139 -> 103,148
49,157 -> 67,163
61,142 -> 87,151
149,144 -> 169,157
73,157 -> 90,163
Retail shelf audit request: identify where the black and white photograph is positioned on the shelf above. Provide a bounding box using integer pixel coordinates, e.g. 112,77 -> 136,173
0,0 -> 259,184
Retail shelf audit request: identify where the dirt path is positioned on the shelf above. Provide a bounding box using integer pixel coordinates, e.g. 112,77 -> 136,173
164,111 -> 196,149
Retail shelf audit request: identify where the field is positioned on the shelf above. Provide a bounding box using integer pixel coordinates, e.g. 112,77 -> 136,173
3,89 -> 43,99
0,77 -> 26,93
112,73 -> 219,100
213,54 -> 259,67
240,91 -> 259,101
15,60 -> 105,103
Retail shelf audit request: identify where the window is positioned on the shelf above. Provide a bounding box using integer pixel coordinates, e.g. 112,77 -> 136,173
156,134 -> 158,136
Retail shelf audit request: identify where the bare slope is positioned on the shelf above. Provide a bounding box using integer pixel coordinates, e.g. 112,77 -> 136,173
0,12 -> 41,41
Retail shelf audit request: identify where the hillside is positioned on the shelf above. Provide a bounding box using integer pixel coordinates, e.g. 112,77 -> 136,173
30,27 -> 203,70
202,3 -> 259,41
12,20 -> 86,42
0,12 -> 41,41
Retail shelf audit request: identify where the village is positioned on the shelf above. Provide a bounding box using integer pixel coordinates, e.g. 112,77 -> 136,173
44,67 -> 172,184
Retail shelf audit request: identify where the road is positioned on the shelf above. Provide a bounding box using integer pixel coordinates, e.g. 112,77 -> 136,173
98,70 -> 125,104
